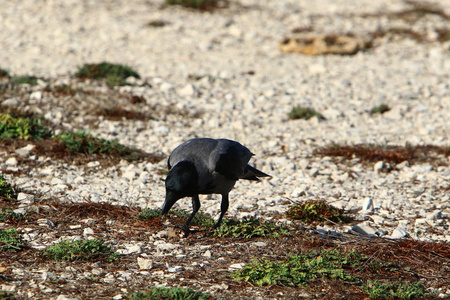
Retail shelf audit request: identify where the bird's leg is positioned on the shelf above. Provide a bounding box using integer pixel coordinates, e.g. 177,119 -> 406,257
214,193 -> 229,229
177,194 -> 200,237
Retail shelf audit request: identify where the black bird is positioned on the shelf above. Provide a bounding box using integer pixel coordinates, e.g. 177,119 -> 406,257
161,138 -> 271,236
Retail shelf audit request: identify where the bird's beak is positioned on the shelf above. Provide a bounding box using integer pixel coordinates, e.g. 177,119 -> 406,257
161,190 -> 180,216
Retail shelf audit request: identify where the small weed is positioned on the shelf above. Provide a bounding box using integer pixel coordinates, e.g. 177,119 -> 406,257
232,248 -> 363,286
288,106 -> 325,120
11,75 -> 38,86
75,62 -> 140,87
0,175 -> 18,199
362,280 -> 431,299
98,107 -> 147,121
0,112 -> 52,140
0,208 -> 26,222
150,208 -> 216,228
0,228 -> 25,252
214,218 -> 290,238
164,0 -> 226,10
44,84 -> 77,96
0,291 -> 16,300
55,130 -> 144,160
128,286 -> 209,300
44,238 -> 118,262
139,208 -> 162,220
370,104 -> 390,114
0,68 -> 10,78
315,143 -> 450,166
146,20 -> 170,27
286,200 -> 353,224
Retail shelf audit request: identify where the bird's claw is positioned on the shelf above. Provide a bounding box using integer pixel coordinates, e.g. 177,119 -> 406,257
174,225 -> 197,238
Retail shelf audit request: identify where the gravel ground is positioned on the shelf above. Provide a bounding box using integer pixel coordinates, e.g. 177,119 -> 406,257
1,0 -> 450,299
1,0 -> 450,253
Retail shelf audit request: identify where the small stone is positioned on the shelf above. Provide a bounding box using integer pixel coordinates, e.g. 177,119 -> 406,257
361,198 -> 374,213
122,171 -> 136,180
15,144 -> 35,157
373,161 -> 385,173
5,157 -> 18,166
17,193 -> 35,204
203,250 -> 212,258
51,178 -> 65,185
86,161 -> 100,168
137,257 -> 153,270
1,98 -> 21,107
30,91 -> 42,100
13,208 -> 27,215
156,243 -> 179,251
167,264 -> 184,273
177,84 -> 198,97
83,228 -> 94,236
390,226 -> 408,239
251,242 -> 267,247
229,263 -> 246,271
56,295 -> 78,300
37,219 -> 55,228
352,224 -> 376,236
126,245 -> 142,254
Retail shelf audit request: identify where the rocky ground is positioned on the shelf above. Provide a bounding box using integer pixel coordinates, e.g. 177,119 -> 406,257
0,0 -> 449,299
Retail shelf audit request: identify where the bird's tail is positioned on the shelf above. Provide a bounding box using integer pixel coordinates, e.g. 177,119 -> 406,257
240,165 -> 271,181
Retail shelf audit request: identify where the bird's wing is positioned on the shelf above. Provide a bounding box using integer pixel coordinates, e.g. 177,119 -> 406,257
168,138 -> 218,170
212,139 -> 253,180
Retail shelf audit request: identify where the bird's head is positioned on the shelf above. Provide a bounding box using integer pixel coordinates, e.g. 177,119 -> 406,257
165,161 -> 198,200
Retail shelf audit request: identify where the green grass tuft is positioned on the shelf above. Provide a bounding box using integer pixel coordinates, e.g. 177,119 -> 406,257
44,238 -> 118,262
0,112 -> 52,140
0,68 -> 10,78
286,200 -> 353,224
370,104 -> 391,114
232,248 -> 363,286
214,218 -> 290,238
288,106 -> 325,120
0,290 -> 16,300
55,130 -> 144,160
164,0 -> 225,10
11,75 -> 38,86
362,280 -> 431,299
0,228 -> 25,252
128,286 -> 209,300
0,208 -> 26,222
0,175 -> 18,199
75,62 -> 140,87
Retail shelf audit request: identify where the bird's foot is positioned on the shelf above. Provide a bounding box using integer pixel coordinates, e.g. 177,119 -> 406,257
174,225 -> 197,238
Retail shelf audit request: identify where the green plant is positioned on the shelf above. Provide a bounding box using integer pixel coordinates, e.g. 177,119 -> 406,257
44,238 -> 118,262
75,62 -> 140,87
164,0 -> 225,10
55,130 -> 143,160
0,228 -> 25,251
128,286 -> 209,300
44,84 -> 77,96
232,248 -> 362,286
11,75 -> 38,86
362,280 -> 430,299
370,104 -> 390,114
286,200 -> 352,224
0,113 -> 52,140
139,208 -> 162,220
0,175 -> 18,199
0,68 -> 10,78
288,106 -> 325,120
0,208 -> 26,222
214,218 -> 290,238
0,290 -> 16,300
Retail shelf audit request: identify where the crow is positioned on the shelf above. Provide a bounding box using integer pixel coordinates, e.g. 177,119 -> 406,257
161,138 -> 271,237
